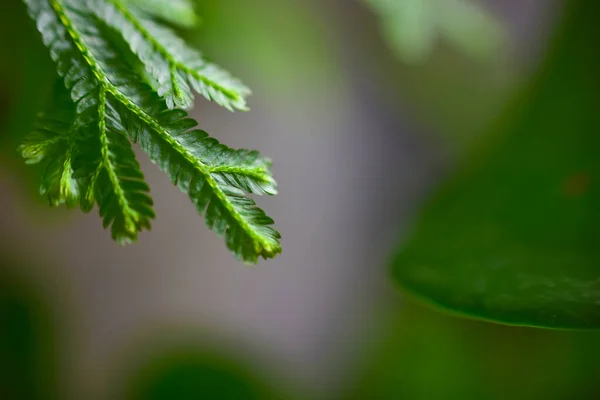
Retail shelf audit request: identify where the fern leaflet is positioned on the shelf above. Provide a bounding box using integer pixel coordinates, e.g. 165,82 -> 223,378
20,81 -> 91,210
94,0 -> 251,111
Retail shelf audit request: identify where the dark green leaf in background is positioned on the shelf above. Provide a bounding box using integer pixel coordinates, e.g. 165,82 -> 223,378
346,304 -> 600,400
0,255 -> 59,400
392,0 -> 600,329
122,346 -> 281,400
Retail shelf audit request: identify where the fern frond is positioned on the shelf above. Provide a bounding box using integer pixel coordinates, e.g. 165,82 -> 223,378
123,0 -> 198,28
91,90 -> 155,244
25,0 -> 155,244
118,90 -> 281,262
19,81 -> 88,209
94,0 -> 251,111
22,0 -> 280,262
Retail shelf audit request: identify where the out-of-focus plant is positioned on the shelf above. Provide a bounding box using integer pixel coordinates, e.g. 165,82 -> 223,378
123,0 -> 198,28
392,0 -> 600,329
18,0 -> 281,263
122,345 -> 284,400
364,0 -> 506,63
0,255 -> 59,399
346,304 -> 600,399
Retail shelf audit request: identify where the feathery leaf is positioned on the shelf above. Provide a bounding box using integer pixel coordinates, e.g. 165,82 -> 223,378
118,89 -> 281,262
25,0 -> 156,244
94,0 -> 251,111
19,81 -> 90,209
22,0 -> 280,262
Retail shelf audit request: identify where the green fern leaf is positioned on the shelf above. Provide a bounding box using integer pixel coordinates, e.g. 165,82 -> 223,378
93,92 -> 156,244
19,81 -> 90,209
117,90 -> 281,262
31,0 -> 156,243
22,0 -> 280,262
93,0 -> 251,111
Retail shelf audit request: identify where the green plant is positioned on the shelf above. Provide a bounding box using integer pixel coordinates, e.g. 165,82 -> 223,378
19,0 -> 281,263
364,0 -> 505,64
391,0 -> 600,329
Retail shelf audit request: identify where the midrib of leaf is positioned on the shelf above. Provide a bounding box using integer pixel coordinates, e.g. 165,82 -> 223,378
58,155 -> 74,196
33,126 -> 64,152
210,165 -> 273,184
112,89 -> 275,248
96,86 -> 139,230
25,114 -> 78,204
105,0 -> 243,106
48,0 -> 276,250
58,126 -> 78,202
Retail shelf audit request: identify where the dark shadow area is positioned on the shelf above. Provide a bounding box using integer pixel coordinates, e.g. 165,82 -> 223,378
0,253 -> 59,400
121,344 -> 282,400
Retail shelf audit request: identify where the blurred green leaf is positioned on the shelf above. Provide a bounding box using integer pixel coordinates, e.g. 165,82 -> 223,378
123,346 -> 282,400
365,0 -> 505,64
192,0 -> 340,96
0,0 -> 53,153
0,255 -> 59,400
346,304 -> 600,400
392,0 -> 600,329
123,0 -> 198,28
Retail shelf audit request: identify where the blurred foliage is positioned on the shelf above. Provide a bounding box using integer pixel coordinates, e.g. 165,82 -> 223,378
0,252 -> 285,399
392,0 -> 600,328
346,303 -> 600,400
0,0 -> 55,209
123,0 -> 198,28
0,0 -> 53,156
123,346 -> 283,400
0,253 -> 281,399
364,0 -> 505,64
353,0 -> 517,157
190,0 -> 341,97
0,254 -> 59,400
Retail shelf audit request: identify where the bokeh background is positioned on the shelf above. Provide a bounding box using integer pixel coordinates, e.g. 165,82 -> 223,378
2,0 -> 600,399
